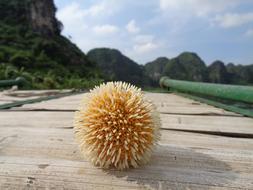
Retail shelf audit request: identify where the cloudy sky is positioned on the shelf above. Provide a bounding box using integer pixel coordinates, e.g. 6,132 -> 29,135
55,0 -> 253,65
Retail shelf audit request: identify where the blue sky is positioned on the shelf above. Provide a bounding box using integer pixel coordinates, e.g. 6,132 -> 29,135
55,0 -> 253,65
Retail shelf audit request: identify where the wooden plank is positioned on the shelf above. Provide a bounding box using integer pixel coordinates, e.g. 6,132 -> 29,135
11,93 -> 83,110
0,157 -> 245,190
0,126 -> 253,189
0,155 -> 251,190
0,90 -> 73,106
1,91 -> 252,189
0,111 -> 74,129
0,101 -> 13,104
144,92 -> 198,104
0,92 -> 23,105
160,114 -> 253,136
0,90 -> 73,98
14,92 -> 239,116
1,126 -> 253,160
1,111 -> 252,135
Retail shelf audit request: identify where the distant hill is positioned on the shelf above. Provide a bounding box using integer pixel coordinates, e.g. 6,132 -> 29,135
144,57 -> 169,86
226,63 -> 253,85
163,52 -> 208,82
144,52 -> 208,86
144,53 -> 253,87
0,0 -> 252,89
0,0 -> 101,89
87,48 -> 150,87
207,61 -> 229,84
87,48 -> 253,87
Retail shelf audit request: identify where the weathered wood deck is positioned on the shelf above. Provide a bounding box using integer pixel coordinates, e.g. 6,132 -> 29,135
0,90 -> 253,189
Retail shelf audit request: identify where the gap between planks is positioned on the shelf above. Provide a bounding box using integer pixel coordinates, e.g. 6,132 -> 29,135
2,109 -> 245,118
1,111 -> 252,138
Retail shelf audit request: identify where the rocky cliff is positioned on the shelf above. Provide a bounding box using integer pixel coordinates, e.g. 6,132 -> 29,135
0,0 -> 101,89
87,48 -> 150,87
0,0 -> 61,36
29,0 -> 62,36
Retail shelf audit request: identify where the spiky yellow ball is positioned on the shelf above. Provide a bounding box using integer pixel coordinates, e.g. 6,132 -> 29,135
74,82 -> 160,170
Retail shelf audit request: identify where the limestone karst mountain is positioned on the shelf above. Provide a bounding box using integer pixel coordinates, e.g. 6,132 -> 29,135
0,0 -> 101,89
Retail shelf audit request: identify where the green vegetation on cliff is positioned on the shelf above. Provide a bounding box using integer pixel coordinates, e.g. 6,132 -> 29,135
1,0 -> 252,89
144,57 -> 169,86
87,48 -> 150,87
207,61 -> 228,84
163,52 -> 208,82
144,53 -> 253,87
0,0 -> 102,89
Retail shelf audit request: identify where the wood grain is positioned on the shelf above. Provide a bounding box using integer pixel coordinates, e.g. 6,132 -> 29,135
13,92 -> 239,116
0,92 -> 253,189
1,111 -> 252,135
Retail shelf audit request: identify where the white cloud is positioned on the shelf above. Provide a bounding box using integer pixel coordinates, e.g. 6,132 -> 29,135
214,13 -> 253,28
55,0 -> 253,64
133,42 -> 159,54
85,3 -> 107,17
159,0 -> 242,17
57,3 -> 85,26
134,35 -> 154,44
131,33 -> 159,54
56,2 -> 123,52
84,0 -> 121,17
126,20 -> 140,34
93,25 -> 119,35
245,28 -> 253,37
57,0 -> 121,23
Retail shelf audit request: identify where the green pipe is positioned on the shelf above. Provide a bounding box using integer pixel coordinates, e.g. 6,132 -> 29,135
0,77 -> 26,87
160,76 -> 253,104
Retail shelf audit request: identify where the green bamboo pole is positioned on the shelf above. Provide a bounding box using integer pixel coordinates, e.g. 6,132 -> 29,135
160,77 -> 253,104
0,77 -> 26,87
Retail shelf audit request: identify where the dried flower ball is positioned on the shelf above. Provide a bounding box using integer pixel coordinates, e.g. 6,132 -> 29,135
74,82 -> 160,170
